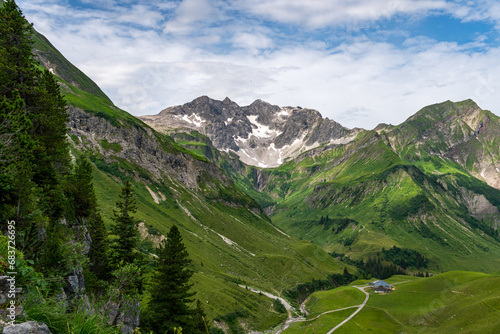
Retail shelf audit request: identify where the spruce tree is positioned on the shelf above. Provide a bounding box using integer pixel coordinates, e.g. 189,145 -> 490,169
1,0 -> 69,222
31,69 -> 69,174
70,156 -> 97,220
0,0 -> 37,101
147,225 -> 196,333
0,93 -> 32,222
68,155 -> 110,281
110,180 -> 139,267
0,0 -> 37,227
87,210 -> 111,281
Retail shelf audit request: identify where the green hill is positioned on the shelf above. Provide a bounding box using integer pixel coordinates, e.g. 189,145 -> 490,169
284,271 -> 500,333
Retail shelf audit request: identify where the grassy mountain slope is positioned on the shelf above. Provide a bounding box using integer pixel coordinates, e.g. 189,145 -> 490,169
170,130 -> 276,206
385,99 -> 500,190
32,32 -> 347,331
32,30 -> 112,102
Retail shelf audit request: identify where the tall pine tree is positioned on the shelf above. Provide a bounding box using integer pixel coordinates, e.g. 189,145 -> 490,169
0,0 -> 38,102
0,0 -> 37,228
110,180 -> 139,267
67,156 -> 110,281
87,210 -> 111,281
0,93 -> 31,222
0,0 -> 69,224
147,225 -> 196,333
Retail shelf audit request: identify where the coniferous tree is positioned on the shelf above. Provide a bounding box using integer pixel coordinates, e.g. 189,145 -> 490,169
87,210 -> 111,281
69,156 -> 97,220
110,180 -> 139,267
0,93 -> 30,166
31,69 -> 69,174
147,225 -> 195,333
0,93 -> 32,223
29,69 -> 69,221
1,0 -> 69,223
0,0 -> 38,102
0,0 -> 37,228
68,156 -> 110,281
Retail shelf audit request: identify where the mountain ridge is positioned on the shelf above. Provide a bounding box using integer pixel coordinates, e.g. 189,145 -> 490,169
140,96 -> 356,168
142,96 -> 500,191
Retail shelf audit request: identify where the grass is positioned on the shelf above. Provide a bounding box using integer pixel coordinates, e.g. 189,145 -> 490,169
21,291 -> 119,334
33,30 -> 112,102
86,147 -> 347,331
305,286 -> 365,318
282,271 -> 500,333
283,309 -> 355,334
343,271 -> 500,333
268,132 -> 500,273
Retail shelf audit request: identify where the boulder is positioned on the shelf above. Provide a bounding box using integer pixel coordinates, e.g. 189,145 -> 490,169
64,268 -> 85,300
105,298 -> 140,334
2,321 -> 51,334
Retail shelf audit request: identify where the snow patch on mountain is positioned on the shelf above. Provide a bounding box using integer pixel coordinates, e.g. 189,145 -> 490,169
277,107 -> 291,117
247,115 -> 282,139
175,114 -> 205,127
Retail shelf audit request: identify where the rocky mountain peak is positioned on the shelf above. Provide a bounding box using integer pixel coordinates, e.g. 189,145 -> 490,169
140,96 -> 354,168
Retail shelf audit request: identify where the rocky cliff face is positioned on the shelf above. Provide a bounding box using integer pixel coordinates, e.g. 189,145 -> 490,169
140,96 -> 356,168
68,106 -> 235,192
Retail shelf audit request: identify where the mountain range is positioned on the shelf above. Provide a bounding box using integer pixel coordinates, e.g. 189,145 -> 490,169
140,95 -> 500,271
32,28 -> 500,333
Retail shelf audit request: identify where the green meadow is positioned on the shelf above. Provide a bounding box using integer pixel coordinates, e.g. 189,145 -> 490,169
283,271 -> 500,333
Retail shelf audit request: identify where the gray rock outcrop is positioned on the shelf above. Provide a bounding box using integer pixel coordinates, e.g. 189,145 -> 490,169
105,299 -> 140,334
2,321 -> 51,334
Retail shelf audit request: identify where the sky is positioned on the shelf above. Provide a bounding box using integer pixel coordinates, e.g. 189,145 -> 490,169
18,0 -> 500,129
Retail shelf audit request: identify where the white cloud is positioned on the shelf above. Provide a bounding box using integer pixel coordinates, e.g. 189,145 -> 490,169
448,0 -> 500,23
164,0 -> 217,34
232,32 -> 274,54
236,0 -> 449,28
116,5 -> 165,28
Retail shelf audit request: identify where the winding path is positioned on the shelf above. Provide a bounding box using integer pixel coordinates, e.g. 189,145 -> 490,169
239,284 -> 372,333
326,286 -> 369,333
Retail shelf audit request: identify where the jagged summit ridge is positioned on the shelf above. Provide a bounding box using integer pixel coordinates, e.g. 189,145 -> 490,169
140,96 -> 356,167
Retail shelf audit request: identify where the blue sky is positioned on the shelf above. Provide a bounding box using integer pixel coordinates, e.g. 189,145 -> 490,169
18,0 -> 500,129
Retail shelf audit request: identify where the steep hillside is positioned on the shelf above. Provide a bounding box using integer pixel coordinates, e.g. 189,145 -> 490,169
385,99 -> 500,190
32,30 -> 111,102
259,125 -> 500,271
32,32 -> 347,331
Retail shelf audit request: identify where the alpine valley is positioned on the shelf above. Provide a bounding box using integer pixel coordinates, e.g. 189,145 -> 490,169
3,14 -> 500,333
